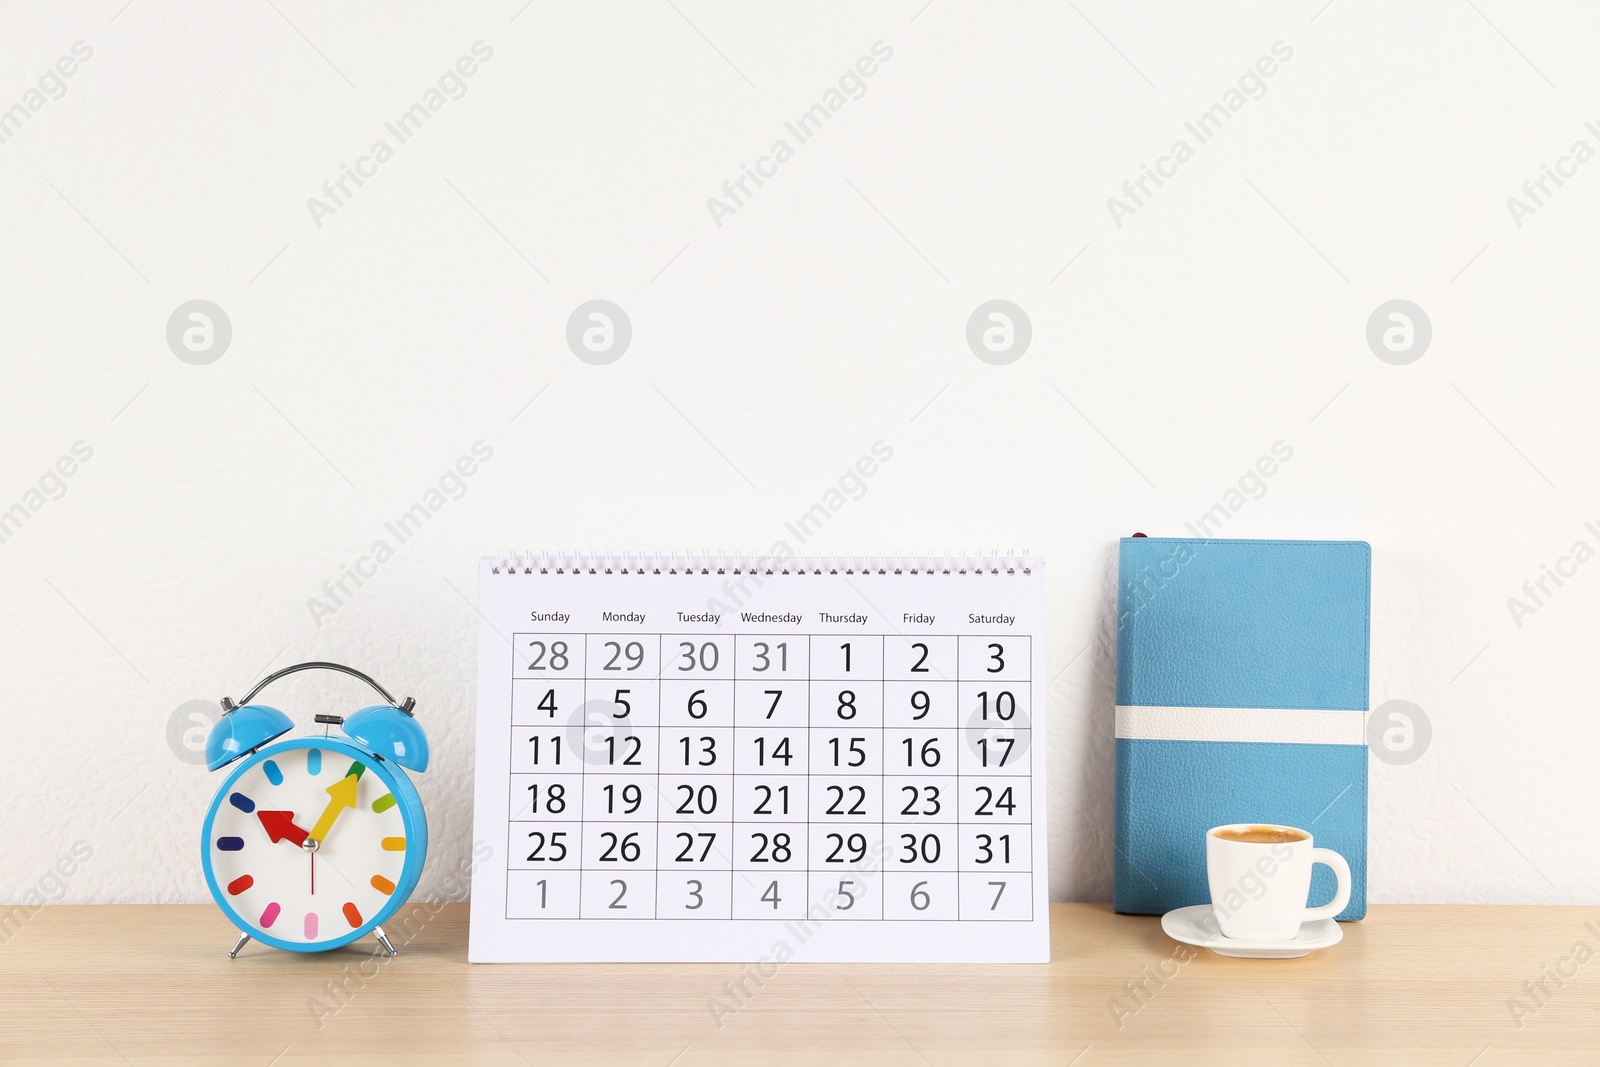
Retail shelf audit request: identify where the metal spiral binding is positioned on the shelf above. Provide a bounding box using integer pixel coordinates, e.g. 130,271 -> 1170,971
488,552 -> 1031,576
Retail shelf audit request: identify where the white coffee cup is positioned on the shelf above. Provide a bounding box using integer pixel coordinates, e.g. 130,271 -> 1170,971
1205,823 -> 1351,941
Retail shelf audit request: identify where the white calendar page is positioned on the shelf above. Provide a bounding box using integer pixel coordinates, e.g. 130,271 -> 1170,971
467,555 -> 1048,963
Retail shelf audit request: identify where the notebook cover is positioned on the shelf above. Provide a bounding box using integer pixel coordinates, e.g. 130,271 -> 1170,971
1113,537 -> 1369,920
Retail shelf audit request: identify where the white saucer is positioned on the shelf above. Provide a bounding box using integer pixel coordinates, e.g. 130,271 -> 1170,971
1160,904 -> 1343,959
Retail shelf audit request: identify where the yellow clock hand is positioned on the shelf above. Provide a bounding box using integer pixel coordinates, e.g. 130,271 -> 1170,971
307,771 -> 360,844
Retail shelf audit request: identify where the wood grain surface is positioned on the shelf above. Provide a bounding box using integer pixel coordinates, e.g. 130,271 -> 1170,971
1,903 -> 1596,1064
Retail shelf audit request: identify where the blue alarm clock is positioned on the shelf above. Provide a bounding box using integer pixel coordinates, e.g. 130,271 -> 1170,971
201,662 -> 429,957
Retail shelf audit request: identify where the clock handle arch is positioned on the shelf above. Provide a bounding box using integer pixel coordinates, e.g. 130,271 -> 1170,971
223,661 -> 416,717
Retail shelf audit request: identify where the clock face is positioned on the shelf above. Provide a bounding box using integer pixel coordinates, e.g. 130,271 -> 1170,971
205,742 -> 411,948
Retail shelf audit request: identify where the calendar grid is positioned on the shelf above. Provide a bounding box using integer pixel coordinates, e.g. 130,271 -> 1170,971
505,632 -> 1033,922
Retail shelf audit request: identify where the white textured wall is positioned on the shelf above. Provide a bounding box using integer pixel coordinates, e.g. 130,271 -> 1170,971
2,0 -> 1595,907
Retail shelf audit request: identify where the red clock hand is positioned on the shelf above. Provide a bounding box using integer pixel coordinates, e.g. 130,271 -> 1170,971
257,810 -> 309,847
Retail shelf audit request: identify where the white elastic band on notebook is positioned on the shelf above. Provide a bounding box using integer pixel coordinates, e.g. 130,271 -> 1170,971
1115,705 -> 1366,746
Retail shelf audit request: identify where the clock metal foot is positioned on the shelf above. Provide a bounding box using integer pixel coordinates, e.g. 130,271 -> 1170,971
373,926 -> 397,957
228,932 -> 252,958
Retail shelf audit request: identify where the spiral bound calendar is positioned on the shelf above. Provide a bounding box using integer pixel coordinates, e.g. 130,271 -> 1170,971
467,553 -> 1049,963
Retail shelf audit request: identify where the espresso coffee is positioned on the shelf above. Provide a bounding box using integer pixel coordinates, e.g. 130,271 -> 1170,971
1206,822 -> 1352,940
1213,825 -> 1308,845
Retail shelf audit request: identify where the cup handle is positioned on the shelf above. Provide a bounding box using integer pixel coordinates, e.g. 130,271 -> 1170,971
1303,847 -> 1352,922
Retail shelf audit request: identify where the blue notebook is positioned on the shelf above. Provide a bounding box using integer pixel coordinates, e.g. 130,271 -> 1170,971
1113,537 -> 1369,920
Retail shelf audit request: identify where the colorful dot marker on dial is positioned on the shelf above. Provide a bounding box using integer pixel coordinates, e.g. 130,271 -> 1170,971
342,902 -> 363,928
304,912 -> 318,940
262,759 -> 284,786
217,837 -> 244,851
227,875 -> 253,896
380,837 -> 406,851
228,792 -> 255,813
260,902 -> 281,928
372,794 -> 396,813
306,748 -> 322,775
371,875 -> 396,896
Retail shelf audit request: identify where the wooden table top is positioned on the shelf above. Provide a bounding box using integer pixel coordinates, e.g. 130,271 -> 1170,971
1,903 -> 1595,1064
